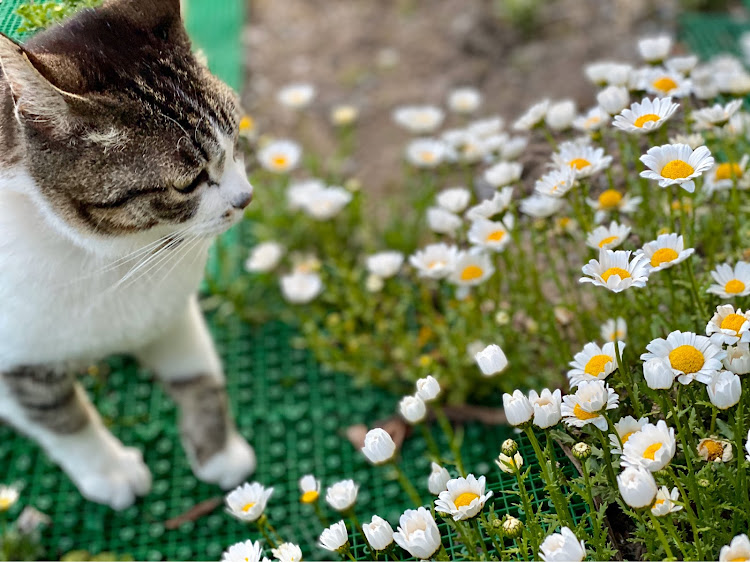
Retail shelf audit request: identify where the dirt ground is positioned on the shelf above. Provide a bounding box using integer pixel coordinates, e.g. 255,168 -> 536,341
241,0 -> 688,193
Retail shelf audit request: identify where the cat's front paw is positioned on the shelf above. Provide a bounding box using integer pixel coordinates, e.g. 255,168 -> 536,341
192,432 -> 256,489
71,445 -> 152,510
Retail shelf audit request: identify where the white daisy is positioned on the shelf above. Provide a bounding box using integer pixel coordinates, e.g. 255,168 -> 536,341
724,342 -> 750,375
280,272 -> 323,304
597,85 -> 630,116
573,106 -> 608,132
222,540 -> 264,562
638,35 -> 672,63
434,474 -> 493,521
691,99 -> 743,129
580,250 -> 650,293
640,143 -> 714,193
465,187 -> 513,220
467,116 -> 504,138
545,99 -> 577,131
609,415 -> 649,455
534,167 -> 578,198
637,233 -> 694,272
258,139 -> 302,174
621,420 -> 676,472
405,138 -> 448,168
585,61 -> 633,86
325,479 -> 359,512
393,105 -> 444,134
426,207 -> 462,236
500,136 -> 529,160
484,161 -> 522,188
640,330 -> 726,385
225,483 -> 274,523
707,261 -> 750,298
561,380 -> 619,431
720,534 -> 750,562
698,437 -> 734,463
665,55 -> 699,75
448,87 -> 482,114
330,104 -> 358,126
704,156 -> 750,194
0,485 -> 19,512
644,69 -> 692,97
246,241 -> 285,273
299,475 -> 321,504
449,251 -> 494,287
568,341 -> 626,386
287,179 -> 326,210
366,251 -> 404,279
613,96 -> 679,134
706,305 -> 750,346
299,186 -> 352,220
587,189 -> 642,224
551,140 -> 613,179
277,83 -> 315,109
272,543 -> 302,562
437,187 -> 472,213
585,221 -> 631,251
467,219 -> 512,252
651,486 -> 683,516
513,99 -> 550,131
409,243 -> 459,279
519,194 -> 564,218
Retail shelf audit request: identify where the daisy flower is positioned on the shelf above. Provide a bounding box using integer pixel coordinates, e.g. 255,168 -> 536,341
434,474 -> 493,521
0,485 -> 19,512
258,139 -> 302,174
666,54 -> 699,74
640,330 -> 726,385
587,189 -> 642,224
621,420 -> 676,472
651,486 -> 683,516
437,187 -> 472,213
513,99 -> 550,131
580,250 -> 650,293
500,136 -> 529,160
706,370 -> 741,410
644,69 -> 692,98
698,437 -> 733,463
551,140 -> 613,179
225,482 -> 274,522
519,194 -> 564,218
448,251 -> 494,287
639,143 -> 714,193
366,251 -> 404,279
618,466 -> 658,509
272,543 -> 302,562
325,479 -> 359,512
601,317 -> 627,342
539,527 -> 586,562
719,535 -> 750,562
393,105 -> 444,134
299,475 -> 320,504
409,243 -> 459,279
448,87 -> 482,114
287,178 -> 325,210
467,219 -> 511,252
704,156 -> 750,194
528,388 -> 562,429
706,305 -> 750,346
707,261 -> 750,298
585,221 -> 631,250
221,540 -> 263,562
428,463 -> 451,495
299,186 -> 352,220
585,61 -> 632,87
467,116 -> 504,138
568,341 -> 626,386
609,415 -> 649,455
484,161 -> 522,188
561,380 -> 619,431
637,233 -> 694,272
392,507 -> 441,560
534,167 -> 577,198
245,241 -> 284,273
277,83 -> 315,109
330,104 -> 358,126
573,106 -> 608,133
362,515 -> 394,551
597,85 -> 630,116
319,521 -> 349,552
465,188 -> 513,220
691,99 -> 743,129
724,343 -> 750,375
405,138 -> 448,168
638,34 -> 672,62
545,99 -> 577,131
612,96 -> 679,134
426,207 -> 462,236
280,271 -> 323,304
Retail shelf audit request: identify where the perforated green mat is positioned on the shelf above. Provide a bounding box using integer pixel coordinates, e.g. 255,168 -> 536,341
0,1 -> 587,560
680,12 -> 750,59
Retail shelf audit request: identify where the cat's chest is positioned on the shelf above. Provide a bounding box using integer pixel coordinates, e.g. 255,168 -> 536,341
0,191 -> 211,369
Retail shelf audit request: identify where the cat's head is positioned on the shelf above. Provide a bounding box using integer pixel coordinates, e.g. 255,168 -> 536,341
0,0 -> 252,254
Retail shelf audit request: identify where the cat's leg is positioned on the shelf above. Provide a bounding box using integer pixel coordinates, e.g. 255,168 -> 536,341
135,295 -> 255,489
0,366 -> 151,510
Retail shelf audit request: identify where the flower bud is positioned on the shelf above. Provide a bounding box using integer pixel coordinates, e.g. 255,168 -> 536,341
502,515 -> 523,538
572,442 -> 591,460
501,439 -> 519,456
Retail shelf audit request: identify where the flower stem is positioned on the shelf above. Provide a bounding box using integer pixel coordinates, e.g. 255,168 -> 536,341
433,403 -> 466,476
419,422 -> 442,462
471,517 -> 490,560
646,509 -> 674,560
524,427 -> 573,528
512,463 -> 540,555
391,462 -> 423,508
668,468 -> 705,560
581,458 -> 607,558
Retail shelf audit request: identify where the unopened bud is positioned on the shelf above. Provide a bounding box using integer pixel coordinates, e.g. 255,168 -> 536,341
501,439 -> 519,456
572,442 -> 591,461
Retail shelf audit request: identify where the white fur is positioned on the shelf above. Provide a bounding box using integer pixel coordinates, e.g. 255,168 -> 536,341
0,137 -> 255,508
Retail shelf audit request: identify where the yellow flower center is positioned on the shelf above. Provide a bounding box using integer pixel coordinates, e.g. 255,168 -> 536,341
721,313 -> 747,334
454,492 -> 480,508
486,230 -> 506,242
300,490 -> 319,504
573,404 -> 600,420
569,158 -> 591,170
239,115 -> 254,133
460,265 -> 484,281
716,162 -> 743,181
242,502 -> 256,512
601,267 -> 631,282
0,498 -> 11,511
428,260 -> 446,270
643,442 -> 663,460
702,439 -> 725,461
598,235 -> 618,248
622,431 -> 636,444
652,77 -> 678,93
661,159 -> 695,180
584,116 -> 601,128
728,558 -> 748,562
598,189 -> 623,210
726,279 -> 746,294
420,151 -> 436,163
651,248 -> 679,267
634,113 -> 661,128
653,498 -> 665,506
668,345 -> 704,374
272,155 -> 288,168
584,354 -> 613,376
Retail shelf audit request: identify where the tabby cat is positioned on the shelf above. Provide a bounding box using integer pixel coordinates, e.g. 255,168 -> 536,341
0,0 -> 256,509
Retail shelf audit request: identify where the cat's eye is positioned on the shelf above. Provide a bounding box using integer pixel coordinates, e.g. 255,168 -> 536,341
175,169 -> 210,194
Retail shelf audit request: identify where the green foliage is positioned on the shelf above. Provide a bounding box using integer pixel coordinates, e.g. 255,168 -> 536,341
16,0 -> 101,34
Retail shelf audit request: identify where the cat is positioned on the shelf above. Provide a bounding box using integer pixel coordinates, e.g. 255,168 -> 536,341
0,0 -> 256,510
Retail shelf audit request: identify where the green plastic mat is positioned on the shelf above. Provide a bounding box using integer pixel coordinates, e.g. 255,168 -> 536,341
680,12 -> 749,59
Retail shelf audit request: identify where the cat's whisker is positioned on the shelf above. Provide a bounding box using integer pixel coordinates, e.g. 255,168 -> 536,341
114,236 -> 186,289
157,236 -> 209,287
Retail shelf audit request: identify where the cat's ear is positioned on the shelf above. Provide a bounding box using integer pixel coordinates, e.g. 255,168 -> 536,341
0,33 -> 78,131
106,0 -> 183,27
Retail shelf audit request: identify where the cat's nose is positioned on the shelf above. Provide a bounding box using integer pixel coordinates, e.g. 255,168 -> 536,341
232,192 -> 253,210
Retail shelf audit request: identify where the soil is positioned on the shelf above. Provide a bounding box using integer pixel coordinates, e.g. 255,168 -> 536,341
241,0 -> 688,194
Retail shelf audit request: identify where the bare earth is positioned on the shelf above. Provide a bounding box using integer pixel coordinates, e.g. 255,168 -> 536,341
242,0 -> 683,193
